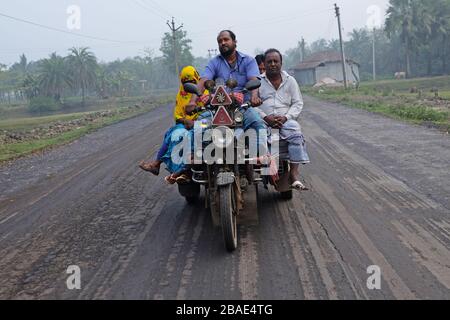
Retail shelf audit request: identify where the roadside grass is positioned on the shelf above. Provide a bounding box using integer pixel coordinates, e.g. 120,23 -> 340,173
0,94 -> 174,120
359,76 -> 450,93
0,95 -> 172,163
303,76 -> 450,132
0,112 -> 93,131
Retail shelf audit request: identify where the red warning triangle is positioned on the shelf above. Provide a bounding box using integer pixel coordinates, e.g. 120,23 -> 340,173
213,106 -> 234,126
211,85 -> 233,106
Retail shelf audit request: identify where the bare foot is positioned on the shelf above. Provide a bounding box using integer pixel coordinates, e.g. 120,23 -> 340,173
139,160 -> 161,176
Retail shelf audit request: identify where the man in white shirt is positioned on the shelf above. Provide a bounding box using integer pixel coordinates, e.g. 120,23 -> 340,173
257,48 -> 310,190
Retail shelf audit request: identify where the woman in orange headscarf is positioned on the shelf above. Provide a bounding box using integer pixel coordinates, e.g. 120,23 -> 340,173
139,66 -> 205,183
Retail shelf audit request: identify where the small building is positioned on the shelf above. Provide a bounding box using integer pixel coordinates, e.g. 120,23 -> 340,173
291,51 -> 360,86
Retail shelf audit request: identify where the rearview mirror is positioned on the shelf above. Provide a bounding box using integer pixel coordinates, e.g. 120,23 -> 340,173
183,83 -> 201,96
204,80 -> 216,92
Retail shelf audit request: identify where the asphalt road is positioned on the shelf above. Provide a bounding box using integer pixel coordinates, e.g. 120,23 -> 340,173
0,96 -> 449,300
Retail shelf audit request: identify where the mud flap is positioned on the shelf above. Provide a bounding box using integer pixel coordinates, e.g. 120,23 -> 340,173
178,182 -> 200,198
208,188 -> 220,228
275,161 -> 292,193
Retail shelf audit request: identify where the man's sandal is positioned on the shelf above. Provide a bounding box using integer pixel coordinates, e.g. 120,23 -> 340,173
176,174 -> 191,185
292,181 -> 309,191
164,175 -> 177,185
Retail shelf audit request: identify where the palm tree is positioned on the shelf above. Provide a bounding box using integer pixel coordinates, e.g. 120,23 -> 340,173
430,0 -> 450,73
67,47 -> 98,105
38,53 -> 69,102
18,54 -> 28,74
385,0 -> 419,77
21,74 -> 40,99
95,66 -> 114,99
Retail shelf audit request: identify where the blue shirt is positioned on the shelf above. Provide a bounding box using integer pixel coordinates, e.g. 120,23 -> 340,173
201,51 -> 260,92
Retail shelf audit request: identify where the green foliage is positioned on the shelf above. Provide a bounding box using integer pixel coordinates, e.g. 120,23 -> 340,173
38,53 -> 70,101
284,1 -> 450,80
67,47 -> 98,103
28,96 -> 60,113
307,77 -> 450,131
160,29 -> 194,78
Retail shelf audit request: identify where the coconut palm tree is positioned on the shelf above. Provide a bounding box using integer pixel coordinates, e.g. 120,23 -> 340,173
385,0 -> 419,78
430,0 -> 450,73
67,47 -> 98,105
21,74 -> 40,99
38,53 -> 69,102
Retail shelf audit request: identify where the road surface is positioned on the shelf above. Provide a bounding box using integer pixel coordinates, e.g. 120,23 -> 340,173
0,96 -> 449,300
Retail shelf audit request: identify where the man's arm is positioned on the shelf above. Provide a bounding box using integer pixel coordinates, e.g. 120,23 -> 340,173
285,78 -> 304,121
187,78 -> 207,107
246,58 -> 263,106
246,76 -> 261,106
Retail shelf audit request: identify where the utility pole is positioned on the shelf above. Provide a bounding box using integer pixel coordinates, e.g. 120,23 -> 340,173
166,17 -> 183,77
334,3 -> 348,89
372,28 -> 376,81
300,37 -> 306,62
208,49 -> 218,59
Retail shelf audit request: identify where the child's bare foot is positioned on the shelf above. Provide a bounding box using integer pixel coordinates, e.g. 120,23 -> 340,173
139,161 -> 160,176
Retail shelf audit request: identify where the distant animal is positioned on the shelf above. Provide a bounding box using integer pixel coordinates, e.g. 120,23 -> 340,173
395,72 -> 406,80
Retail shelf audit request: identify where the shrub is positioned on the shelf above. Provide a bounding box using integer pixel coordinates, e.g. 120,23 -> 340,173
28,96 -> 60,113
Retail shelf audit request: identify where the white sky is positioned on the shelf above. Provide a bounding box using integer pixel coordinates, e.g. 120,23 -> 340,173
0,0 -> 390,66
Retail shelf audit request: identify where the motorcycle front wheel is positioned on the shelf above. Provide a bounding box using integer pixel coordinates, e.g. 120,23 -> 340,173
219,184 -> 238,252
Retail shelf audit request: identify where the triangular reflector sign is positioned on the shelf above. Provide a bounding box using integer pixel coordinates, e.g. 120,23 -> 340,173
213,106 -> 234,126
211,85 -> 233,106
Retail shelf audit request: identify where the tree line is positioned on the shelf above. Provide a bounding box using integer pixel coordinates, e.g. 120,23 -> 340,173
1,0 -> 449,108
284,0 -> 450,81
0,29 -> 204,109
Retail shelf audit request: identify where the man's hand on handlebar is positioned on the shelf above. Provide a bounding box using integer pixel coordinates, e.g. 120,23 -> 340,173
250,95 -> 262,107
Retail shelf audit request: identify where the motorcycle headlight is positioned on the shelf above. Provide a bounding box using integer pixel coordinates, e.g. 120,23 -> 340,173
234,111 -> 244,123
212,126 -> 234,149
200,118 -> 211,128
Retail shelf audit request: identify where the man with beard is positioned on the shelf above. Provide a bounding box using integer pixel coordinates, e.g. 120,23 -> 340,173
258,48 -> 310,190
186,30 -> 267,156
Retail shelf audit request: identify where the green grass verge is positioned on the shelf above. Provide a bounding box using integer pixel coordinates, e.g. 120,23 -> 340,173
0,97 -> 171,163
303,76 -> 450,132
0,112 -> 94,131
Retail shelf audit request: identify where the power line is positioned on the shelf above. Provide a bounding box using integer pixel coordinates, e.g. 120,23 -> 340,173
133,0 -> 169,20
146,0 -> 173,17
0,11 -> 141,44
188,8 -> 333,39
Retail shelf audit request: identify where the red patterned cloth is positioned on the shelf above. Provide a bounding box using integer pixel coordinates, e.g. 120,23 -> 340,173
232,92 -> 244,105
196,94 -> 210,105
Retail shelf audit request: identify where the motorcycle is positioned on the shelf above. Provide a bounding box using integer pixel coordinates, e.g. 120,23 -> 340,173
179,78 -> 262,252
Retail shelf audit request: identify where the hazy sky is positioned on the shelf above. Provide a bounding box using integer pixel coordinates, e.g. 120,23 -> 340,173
0,0 -> 390,66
